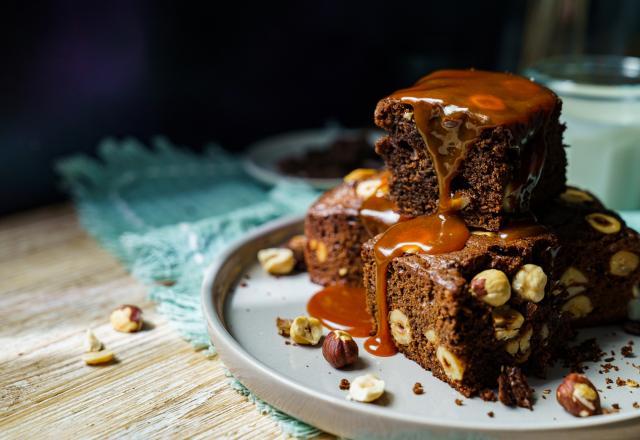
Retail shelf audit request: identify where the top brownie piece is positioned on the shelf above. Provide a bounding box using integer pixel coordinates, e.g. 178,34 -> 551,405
374,69 -> 567,231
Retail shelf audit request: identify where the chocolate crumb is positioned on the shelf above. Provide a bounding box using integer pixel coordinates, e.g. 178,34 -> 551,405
604,357 -> 615,362
284,340 -> 291,345
339,379 -> 350,390
487,411 -> 495,418
623,321 -> 640,336
616,377 -> 626,387
413,382 -> 424,395
239,282 -> 248,288
564,338 -> 604,372
612,403 -> 621,410
454,399 -> 464,406
480,388 -> 497,402
606,378 -> 613,384
633,402 -> 639,409
498,366 -> 533,410
621,345 -> 634,358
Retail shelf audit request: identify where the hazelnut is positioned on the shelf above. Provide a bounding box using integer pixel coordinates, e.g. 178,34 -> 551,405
110,305 -> 143,333
402,111 -> 414,121
424,328 -> 438,344
276,317 -> 292,336
83,350 -> 115,366
470,269 -> 511,307
492,306 -> 524,340
338,267 -> 348,277
257,248 -> 296,275
343,168 -> 377,183
285,235 -> 307,268
585,213 -> 621,234
389,309 -> 412,345
348,374 -> 385,403
553,267 -> 588,297
355,178 -> 382,200
85,329 -> 103,353
609,250 -> 639,277
562,295 -> 593,319
505,325 -> 533,362
436,346 -> 465,381
560,188 -> 594,204
540,323 -> 550,341
322,330 -> 359,368
512,264 -> 547,303
556,373 -> 602,417
315,241 -> 328,263
290,316 -> 323,345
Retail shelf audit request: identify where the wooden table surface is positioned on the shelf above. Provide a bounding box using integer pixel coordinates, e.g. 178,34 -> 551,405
0,204 -> 331,439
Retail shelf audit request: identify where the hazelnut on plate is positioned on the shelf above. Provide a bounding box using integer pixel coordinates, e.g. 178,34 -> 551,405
348,374 -> 385,403
322,330 -> 358,368
110,305 -> 143,333
290,316 -> 323,345
556,373 -> 602,417
257,248 -> 296,275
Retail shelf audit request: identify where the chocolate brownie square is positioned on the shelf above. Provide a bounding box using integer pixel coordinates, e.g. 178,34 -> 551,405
539,187 -> 640,327
361,229 -> 571,396
374,69 -> 567,231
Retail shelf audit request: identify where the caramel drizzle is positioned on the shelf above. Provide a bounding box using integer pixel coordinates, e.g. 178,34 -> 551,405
365,70 -> 555,357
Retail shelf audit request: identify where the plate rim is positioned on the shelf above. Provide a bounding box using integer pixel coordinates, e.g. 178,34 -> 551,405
201,215 -> 640,435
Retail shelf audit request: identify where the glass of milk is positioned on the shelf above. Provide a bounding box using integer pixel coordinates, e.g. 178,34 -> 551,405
525,56 -> 640,210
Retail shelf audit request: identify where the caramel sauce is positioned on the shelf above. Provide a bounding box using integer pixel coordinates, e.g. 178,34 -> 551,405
359,174 -> 411,236
365,214 -> 470,356
307,285 -> 372,337
365,70 -> 555,357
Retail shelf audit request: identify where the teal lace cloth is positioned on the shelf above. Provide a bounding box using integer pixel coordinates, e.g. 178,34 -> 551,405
57,137 -> 323,438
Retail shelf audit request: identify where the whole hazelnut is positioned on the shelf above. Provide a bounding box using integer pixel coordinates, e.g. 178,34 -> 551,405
322,330 -> 359,368
556,373 -> 602,417
470,269 -> 511,307
110,305 -> 143,332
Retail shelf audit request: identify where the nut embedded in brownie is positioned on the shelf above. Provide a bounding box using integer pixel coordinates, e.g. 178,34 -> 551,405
374,69 -> 567,231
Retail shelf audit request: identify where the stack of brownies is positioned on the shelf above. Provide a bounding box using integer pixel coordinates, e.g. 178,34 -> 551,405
303,70 -> 640,397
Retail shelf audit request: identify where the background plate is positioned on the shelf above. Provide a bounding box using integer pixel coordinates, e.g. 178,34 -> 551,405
243,127 -> 383,189
202,216 -> 640,439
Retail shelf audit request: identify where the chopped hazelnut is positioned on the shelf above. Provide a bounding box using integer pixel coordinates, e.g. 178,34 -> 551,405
343,168 -> 377,183
257,248 -> 296,275
609,250 -> 639,277
389,309 -> 412,345
276,317 -> 292,336
512,264 -> 547,303
560,188 -> 594,204
562,295 -> 593,319
348,374 -> 385,403
110,305 -> 143,333
585,213 -> 621,234
436,346 -> 465,381
289,316 -> 322,345
492,306 -> 524,340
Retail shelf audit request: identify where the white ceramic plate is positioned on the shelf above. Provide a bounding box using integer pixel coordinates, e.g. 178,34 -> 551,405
243,127 -> 383,189
202,216 -> 640,439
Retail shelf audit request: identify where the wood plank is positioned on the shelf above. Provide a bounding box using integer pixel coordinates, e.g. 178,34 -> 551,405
0,204 -> 331,439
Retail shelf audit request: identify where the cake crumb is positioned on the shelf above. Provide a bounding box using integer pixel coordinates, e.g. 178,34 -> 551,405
487,411 -> 495,418
621,345 -> 634,358
339,379 -> 350,390
480,388 -> 497,402
413,382 -> 424,395
633,402 -> 639,409
454,399 -> 464,406
612,403 -> 621,410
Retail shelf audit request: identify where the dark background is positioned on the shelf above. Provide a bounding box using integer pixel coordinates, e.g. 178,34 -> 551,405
1,0 -> 638,214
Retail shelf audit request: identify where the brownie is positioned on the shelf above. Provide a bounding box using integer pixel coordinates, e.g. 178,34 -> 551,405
538,187 -> 640,327
304,169 -> 403,286
374,69 -> 567,231
361,229 -> 571,396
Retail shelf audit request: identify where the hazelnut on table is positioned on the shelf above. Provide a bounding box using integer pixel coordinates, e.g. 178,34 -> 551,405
110,305 -> 143,332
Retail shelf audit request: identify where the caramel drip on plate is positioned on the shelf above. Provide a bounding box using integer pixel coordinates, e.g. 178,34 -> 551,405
365,70 -> 555,357
307,285 -> 372,337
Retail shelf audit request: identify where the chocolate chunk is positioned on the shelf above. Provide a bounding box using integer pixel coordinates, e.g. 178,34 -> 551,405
498,366 -> 533,410
339,378 -> 350,390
